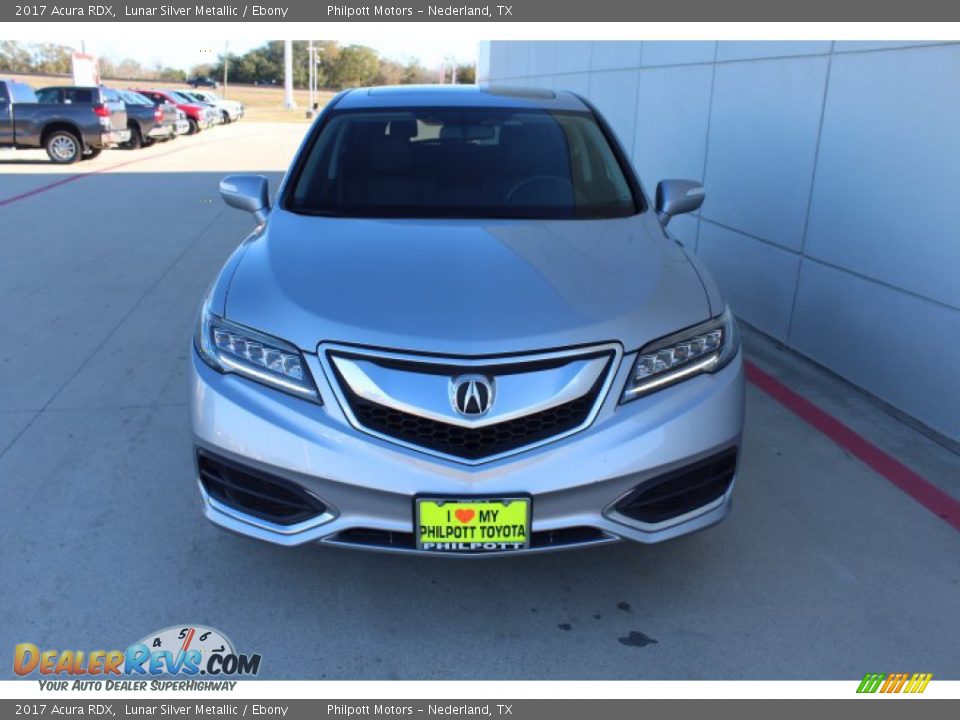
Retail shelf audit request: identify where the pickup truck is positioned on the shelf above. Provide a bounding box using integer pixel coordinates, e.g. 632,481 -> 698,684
0,79 -> 130,163
183,90 -> 244,124
134,88 -> 216,135
112,88 -> 180,148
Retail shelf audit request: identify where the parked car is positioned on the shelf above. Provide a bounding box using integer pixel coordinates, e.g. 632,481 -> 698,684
112,89 -> 179,148
172,109 -> 191,137
191,86 -> 745,556
0,79 -> 130,163
183,90 -> 244,124
165,89 -> 221,127
188,76 -> 219,89
134,89 -> 215,135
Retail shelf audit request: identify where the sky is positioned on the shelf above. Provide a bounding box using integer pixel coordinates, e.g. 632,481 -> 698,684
63,35 -> 479,72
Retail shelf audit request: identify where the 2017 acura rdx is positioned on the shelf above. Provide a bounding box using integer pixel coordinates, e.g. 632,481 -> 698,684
190,85 -> 745,555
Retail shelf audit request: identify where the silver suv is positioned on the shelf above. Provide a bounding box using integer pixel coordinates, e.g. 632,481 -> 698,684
190,85 -> 745,555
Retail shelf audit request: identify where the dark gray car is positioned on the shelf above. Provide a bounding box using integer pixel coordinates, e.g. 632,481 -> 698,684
114,89 -> 179,148
0,79 -> 130,163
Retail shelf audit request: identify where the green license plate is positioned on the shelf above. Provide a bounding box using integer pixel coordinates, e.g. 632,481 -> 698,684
416,498 -> 531,552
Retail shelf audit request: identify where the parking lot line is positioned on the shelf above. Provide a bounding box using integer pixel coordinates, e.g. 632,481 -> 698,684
745,360 -> 960,531
0,145 -> 198,208
0,131 -> 281,208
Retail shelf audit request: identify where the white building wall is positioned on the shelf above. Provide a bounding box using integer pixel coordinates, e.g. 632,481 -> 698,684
479,41 -> 960,441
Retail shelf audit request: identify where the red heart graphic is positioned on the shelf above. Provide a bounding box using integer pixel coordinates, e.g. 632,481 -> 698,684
455,509 -> 475,524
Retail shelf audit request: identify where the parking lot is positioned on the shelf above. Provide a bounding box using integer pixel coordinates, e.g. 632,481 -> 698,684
1,122 -> 958,680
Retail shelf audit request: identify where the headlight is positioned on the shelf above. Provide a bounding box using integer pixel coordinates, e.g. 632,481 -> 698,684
621,306 -> 740,402
195,306 -> 320,401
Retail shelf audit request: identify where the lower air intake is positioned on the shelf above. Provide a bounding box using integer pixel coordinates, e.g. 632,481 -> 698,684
198,452 -> 326,526
614,448 -> 738,524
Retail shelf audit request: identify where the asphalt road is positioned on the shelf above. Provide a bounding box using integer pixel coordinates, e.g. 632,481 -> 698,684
1,124 -> 958,680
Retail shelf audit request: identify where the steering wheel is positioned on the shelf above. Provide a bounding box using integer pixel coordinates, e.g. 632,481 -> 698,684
505,175 -> 573,204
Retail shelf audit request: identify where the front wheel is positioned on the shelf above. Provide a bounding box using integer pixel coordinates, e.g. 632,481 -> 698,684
123,126 -> 142,150
187,118 -> 200,135
221,110 -> 231,124
45,131 -> 82,164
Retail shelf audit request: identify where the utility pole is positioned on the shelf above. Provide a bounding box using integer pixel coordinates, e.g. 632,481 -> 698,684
283,40 -> 296,109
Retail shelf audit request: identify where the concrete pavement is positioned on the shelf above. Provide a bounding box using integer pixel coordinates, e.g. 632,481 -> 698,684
1,123 -> 958,679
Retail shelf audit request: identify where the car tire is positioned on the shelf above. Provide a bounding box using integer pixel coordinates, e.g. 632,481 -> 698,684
45,130 -> 83,164
125,126 -> 142,150
221,110 -> 231,124
187,118 -> 200,135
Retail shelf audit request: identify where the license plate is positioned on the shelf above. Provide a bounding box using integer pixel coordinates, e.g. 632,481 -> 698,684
416,498 -> 530,553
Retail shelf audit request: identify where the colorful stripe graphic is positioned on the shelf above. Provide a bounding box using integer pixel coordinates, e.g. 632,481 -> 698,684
857,672 -> 932,694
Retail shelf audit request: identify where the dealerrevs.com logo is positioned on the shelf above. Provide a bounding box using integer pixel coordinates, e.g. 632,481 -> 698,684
14,625 -> 261,688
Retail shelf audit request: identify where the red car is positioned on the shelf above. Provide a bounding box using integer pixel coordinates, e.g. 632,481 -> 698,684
134,89 -> 216,135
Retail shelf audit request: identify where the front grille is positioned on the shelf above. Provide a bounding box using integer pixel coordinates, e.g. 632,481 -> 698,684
334,355 -> 612,461
331,526 -> 610,551
198,452 -> 326,526
614,449 -> 738,524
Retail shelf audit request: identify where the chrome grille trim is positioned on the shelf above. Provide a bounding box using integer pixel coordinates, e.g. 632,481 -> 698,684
317,342 -> 623,465
330,353 -> 611,428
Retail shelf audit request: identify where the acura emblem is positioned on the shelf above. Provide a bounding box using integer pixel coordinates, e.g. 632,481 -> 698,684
450,375 -> 495,417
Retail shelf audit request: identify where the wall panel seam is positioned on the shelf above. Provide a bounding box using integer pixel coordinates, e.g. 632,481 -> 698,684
787,42 -> 835,343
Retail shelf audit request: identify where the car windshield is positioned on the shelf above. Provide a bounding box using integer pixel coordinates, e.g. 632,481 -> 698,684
286,108 -> 638,220
168,91 -> 194,104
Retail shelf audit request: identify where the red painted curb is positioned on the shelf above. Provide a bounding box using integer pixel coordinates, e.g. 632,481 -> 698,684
746,360 -> 960,531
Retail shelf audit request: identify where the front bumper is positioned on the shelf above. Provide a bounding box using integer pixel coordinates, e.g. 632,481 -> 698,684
190,346 -> 745,555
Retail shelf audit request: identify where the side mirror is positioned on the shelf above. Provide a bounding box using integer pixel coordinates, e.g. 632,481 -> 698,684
655,179 -> 705,226
220,175 -> 270,225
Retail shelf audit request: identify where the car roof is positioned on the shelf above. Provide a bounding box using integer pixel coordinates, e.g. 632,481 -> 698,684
334,84 -> 591,112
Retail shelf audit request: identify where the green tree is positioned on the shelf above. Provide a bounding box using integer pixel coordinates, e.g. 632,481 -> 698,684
114,58 -> 146,79
32,43 -> 72,75
210,40 -> 448,90
455,64 -> 476,84
401,59 -> 433,85
157,66 -> 186,82
189,63 -> 214,78
313,41 -> 340,88
0,41 -> 33,73
375,59 -> 405,86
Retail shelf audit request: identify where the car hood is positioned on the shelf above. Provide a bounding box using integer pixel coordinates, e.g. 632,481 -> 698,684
223,209 -> 711,356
